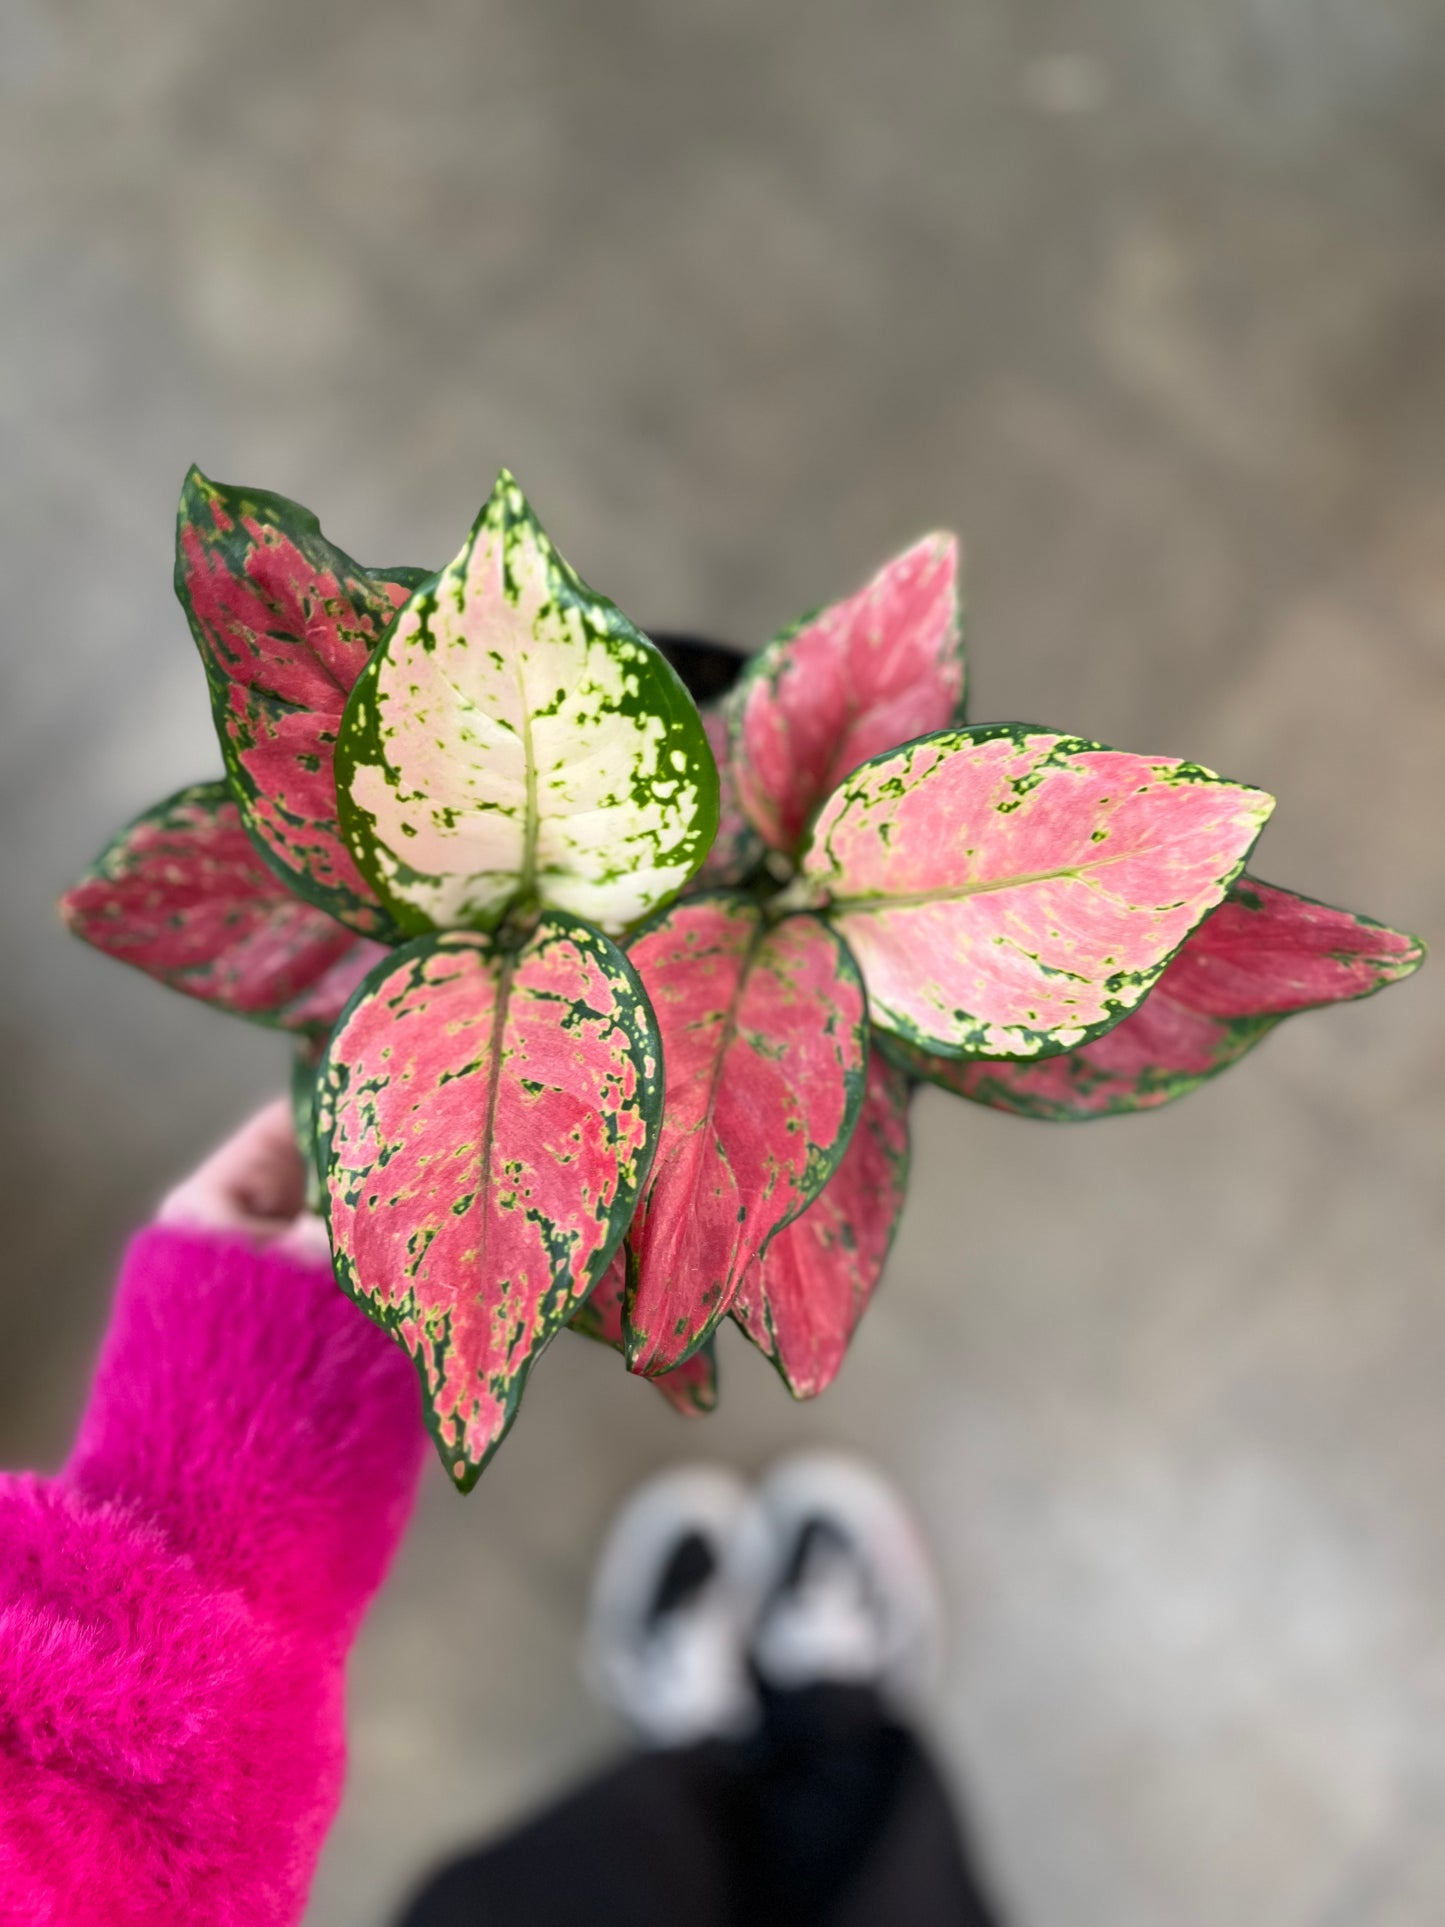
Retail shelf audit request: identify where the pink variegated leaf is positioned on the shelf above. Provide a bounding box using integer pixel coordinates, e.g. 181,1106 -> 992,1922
694,705 -> 764,887
176,467 -> 428,936
569,1253 -> 718,1417
733,1054 -> 911,1399
623,896 -> 868,1376
791,725 -> 1274,1060
887,876 -> 1425,1119
59,782 -> 386,1032
733,534 -> 963,854
319,917 -> 662,1489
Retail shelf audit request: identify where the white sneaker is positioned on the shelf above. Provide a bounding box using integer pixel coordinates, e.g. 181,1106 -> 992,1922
582,1465 -> 762,1748
737,1451 -> 943,1703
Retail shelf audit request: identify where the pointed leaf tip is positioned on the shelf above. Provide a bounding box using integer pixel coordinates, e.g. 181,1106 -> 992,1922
892,875 -> 1422,1118
621,896 -> 868,1376
59,782 -> 386,1031
174,468 -> 426,937
570,1253 -> 719,1416
336,472 -> 719,938
319,915 -> 662,1486
733,1053 -> 911,1399
733,532 -> 965,854
799,725 -> 1273,1060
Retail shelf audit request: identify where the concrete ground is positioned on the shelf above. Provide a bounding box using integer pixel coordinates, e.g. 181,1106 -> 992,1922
4,3 -> 1444,1922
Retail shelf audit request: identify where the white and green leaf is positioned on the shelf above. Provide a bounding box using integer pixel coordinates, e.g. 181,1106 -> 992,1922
336,471 -> 718,938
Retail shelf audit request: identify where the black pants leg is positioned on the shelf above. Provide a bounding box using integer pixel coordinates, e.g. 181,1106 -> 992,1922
396,1685 -> 1005,1927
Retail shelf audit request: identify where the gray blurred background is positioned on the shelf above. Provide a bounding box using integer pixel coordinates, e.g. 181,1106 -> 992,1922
4,3 -> 1444,1922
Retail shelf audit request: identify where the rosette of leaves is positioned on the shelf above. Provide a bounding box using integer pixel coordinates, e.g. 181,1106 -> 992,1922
61,471 -> 1425,1491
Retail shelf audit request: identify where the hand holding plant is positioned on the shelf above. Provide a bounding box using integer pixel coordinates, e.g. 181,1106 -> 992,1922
157,1098 -> 331,1266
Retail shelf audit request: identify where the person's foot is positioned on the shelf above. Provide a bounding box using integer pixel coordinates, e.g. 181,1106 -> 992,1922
582,1465 -> 761,1747
738,1451 -> 943,1702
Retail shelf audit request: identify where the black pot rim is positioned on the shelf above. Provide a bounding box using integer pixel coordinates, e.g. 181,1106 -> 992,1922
648,631 -> 746,705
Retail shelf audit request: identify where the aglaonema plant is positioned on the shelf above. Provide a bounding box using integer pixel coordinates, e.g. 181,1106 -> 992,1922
61,467 -> 1426,1490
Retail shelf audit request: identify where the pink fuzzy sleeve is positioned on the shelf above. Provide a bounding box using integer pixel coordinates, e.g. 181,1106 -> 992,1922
66,1225 -> 426,1645
0,1227 -> 427,1926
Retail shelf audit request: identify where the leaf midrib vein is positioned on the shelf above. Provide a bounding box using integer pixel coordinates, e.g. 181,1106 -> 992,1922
476,952 -> 515,1294
829,856 -> 1134,916
701,925 -> 761,1146
516,653 -> 539,904
664,923 -> 764,1278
